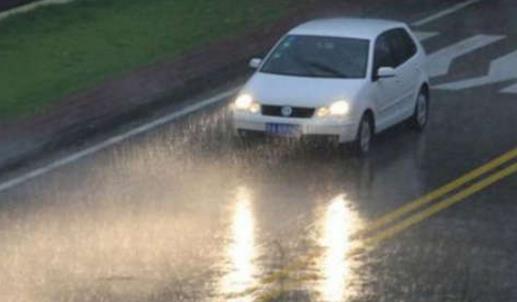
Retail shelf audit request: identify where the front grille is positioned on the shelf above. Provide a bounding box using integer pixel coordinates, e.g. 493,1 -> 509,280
261,105 -> 315,118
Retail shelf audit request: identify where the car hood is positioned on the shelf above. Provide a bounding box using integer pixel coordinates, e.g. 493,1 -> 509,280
242,72 -> 367,107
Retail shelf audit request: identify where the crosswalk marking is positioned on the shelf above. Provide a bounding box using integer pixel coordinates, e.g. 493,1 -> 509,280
501,82 -> 517,94
414,31 -> 440,42
418,30 -> 517,94
411,0 -> 481,27
436,50 -> 517,91
426,35 -> 505,79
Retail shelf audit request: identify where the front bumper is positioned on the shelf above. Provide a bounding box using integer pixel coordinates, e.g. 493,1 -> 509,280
232,112 -> 358,143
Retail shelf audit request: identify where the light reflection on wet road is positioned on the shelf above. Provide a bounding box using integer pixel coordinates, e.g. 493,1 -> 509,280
220,187 -> 258,301
0,105 -> 423,301
317,195 -> 361,302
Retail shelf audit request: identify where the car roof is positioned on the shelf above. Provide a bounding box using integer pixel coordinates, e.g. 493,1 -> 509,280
288,18 -> 407,40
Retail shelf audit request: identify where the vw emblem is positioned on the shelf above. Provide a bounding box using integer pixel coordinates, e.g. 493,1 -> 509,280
281,106 -> 293,117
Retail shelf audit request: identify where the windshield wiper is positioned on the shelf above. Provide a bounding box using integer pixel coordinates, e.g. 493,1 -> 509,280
305,61 -> 349,78
289,53 -> 317,76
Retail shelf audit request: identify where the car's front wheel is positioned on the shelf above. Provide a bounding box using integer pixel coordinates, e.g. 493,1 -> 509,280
409,88 -> 429,131
352,113 -> 374,156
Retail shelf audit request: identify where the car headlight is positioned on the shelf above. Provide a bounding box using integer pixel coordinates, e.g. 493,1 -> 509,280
316,100 -> 350,117
233,94 -> 260,113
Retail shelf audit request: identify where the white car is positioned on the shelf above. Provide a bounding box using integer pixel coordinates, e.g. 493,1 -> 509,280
232,18 -> 429,155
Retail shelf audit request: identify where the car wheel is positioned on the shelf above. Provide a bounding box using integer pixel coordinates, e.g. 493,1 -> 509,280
235,129 -> 260,147
237,129 -> 249,139
353,113 -> 374,156
410,88 -> 429,131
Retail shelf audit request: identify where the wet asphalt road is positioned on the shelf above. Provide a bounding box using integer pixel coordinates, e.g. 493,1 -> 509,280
1,1 -> 517,301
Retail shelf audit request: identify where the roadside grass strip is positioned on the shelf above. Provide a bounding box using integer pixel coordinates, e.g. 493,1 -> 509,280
0,0 -> 297,117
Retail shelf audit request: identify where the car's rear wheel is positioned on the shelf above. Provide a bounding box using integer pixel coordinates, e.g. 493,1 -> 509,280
409,88 -> 429,131
352,113 -> 374,156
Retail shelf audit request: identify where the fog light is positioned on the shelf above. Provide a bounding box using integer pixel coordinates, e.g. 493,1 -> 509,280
250,103 -> 260,113
316,107 -> 330,117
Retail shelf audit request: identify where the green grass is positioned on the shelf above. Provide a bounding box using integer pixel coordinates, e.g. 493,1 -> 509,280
0,0 -> 298,118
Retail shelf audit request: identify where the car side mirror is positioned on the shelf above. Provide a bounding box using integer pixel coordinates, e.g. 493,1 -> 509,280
376,67 -> 396,79
249,58 -> 262,69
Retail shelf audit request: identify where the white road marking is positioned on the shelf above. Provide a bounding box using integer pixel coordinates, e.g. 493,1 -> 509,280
501,82 -> 517,94
436,50 -> 517,91
414,31 -> 440,42
0,1 -> 493,192
412,0 -> 481,27
0,88 -> 239,193
0,0 -> 75,21
427,35 -> 505,78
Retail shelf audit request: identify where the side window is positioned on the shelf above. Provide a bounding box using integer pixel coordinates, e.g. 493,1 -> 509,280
388,28 -> 417,67
373,33 -> 396,74
399,28 -> 418,59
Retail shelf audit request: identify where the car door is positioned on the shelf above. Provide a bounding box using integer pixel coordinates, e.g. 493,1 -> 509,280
372,31 -> 399,131
387,28 -> 420,120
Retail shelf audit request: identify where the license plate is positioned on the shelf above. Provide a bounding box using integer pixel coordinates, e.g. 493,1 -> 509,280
265,123 -> 301,137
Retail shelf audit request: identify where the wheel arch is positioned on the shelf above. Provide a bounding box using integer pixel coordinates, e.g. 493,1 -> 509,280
420,82 -> 430,97
363,108 -> 376,133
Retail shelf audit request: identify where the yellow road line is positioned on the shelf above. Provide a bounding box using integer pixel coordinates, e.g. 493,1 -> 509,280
227,149 -> 517,299
357,148 -> 517,237
365,162 -> 517,246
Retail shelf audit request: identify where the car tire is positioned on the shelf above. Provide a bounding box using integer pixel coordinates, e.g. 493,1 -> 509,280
235,129 -> 260,147
409,87 -> 429,131
352,113 -> 374,156
236,129 -> 249,139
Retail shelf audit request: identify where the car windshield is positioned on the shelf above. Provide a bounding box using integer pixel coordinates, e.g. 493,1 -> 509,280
260,35 -> 370,79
